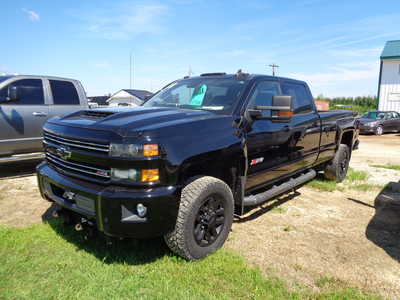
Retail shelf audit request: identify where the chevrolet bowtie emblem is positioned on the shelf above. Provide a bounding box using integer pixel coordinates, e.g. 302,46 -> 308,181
56,146 -> 72,160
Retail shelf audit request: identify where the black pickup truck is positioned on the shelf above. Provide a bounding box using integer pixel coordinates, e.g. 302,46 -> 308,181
37,72 -> 358,260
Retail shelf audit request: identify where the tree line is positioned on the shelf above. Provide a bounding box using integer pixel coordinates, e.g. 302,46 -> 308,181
315,95 -> 377,114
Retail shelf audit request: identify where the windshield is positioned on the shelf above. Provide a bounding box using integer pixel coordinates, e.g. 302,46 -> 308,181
142,77 -> 248,114
362,112 -> 385,119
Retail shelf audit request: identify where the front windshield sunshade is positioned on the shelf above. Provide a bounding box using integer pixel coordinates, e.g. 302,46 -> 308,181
189,84 -> 207,106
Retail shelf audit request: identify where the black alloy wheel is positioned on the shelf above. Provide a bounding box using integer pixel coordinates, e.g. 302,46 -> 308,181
193,195 -> 225,247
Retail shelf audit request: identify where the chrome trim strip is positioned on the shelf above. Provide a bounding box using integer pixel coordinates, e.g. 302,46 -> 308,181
46,154 -> 110,179
44,131 -> 109,149
46,152 -> 109,174
43,135 -> 109,153
0,152 -> 44,163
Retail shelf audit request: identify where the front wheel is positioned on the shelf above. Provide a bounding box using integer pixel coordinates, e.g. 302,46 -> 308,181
324,144 -> 350,183
375,126 -> 383,136
164,176 -> 234,260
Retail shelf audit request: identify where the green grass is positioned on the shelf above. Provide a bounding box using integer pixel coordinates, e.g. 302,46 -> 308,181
346,169 -> 369,182
0,222 -> 378,299
307,168 -> 377,192
371,165 -> 400,171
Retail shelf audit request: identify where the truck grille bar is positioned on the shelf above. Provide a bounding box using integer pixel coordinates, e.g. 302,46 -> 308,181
43,131 -> 109,153
46,152 -> 110,179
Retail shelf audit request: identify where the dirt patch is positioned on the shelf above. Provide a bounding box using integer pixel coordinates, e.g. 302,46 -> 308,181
0,161 -> 51,227
226,133 -> 400,298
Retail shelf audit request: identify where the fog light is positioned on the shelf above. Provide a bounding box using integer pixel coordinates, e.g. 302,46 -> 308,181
137,203 -> 147,218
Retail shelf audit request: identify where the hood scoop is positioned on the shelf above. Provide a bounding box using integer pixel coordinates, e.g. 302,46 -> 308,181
81,110 -> 115,119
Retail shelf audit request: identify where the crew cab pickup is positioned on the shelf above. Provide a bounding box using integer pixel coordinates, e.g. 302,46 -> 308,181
37,72 -> 358,260
0,75 -> 88,163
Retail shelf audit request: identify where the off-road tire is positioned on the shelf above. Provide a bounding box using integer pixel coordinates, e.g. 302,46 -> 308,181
324,144 -> 350,183
164,176 -> 234,260
375,126 -> 383,136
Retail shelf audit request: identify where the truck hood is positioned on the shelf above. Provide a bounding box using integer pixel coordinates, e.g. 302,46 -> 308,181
48,107 -> 233,138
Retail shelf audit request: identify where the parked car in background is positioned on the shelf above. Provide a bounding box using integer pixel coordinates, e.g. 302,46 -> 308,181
358,111 -> 400,135
0,75 -> 88,163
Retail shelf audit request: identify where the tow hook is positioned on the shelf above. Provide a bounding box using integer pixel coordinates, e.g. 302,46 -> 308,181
74,218 -> 97,240
74,223 -> 84,231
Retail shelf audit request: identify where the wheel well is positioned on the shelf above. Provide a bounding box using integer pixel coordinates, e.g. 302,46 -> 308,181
340,130 -> 354,150
182,163 -> 237,190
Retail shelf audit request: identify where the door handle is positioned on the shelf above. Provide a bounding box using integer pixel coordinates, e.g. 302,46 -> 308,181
32,112 -> 48,117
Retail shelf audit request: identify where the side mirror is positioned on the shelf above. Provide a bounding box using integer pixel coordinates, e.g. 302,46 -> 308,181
249,95 -> 293,122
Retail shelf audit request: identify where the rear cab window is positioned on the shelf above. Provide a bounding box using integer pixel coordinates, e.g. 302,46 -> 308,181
50,80 -> 80,105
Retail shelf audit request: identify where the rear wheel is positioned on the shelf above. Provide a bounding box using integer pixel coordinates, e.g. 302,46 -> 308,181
164,176 -> 234,260
375,126 -> 383,136
324,144 -> 350,183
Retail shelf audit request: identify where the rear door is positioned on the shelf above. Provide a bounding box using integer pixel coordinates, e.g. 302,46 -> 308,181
391,112 -> 400,131
0,78 -> 48,155
386,112 -> 400,131
47,79 -> 84,120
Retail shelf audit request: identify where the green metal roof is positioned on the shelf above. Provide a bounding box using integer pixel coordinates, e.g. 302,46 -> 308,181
381,40 -> 400,60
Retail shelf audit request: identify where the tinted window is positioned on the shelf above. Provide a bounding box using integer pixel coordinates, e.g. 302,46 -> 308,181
50,80 -> 80,105
281,82 -> 313,114
0,79 -> 44,105
247,81 -> 280,117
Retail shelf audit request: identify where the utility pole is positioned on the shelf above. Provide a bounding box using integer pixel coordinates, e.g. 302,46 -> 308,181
269,63 -> 279,76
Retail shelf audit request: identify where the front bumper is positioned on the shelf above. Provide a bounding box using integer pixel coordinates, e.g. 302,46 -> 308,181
37,162 -> 180,238
359,125 -> 376,134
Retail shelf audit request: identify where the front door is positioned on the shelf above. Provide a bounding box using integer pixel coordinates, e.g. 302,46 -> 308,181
0,78 -> 48,156
245,80 -> 293,190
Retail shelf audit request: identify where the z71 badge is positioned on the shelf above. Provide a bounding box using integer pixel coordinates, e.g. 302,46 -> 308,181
250,157 -> 264,166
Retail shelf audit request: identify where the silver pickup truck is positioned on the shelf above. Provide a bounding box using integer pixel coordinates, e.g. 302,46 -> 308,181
0,75 -> 88,163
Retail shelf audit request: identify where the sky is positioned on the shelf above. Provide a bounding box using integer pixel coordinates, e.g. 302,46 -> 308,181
1,0 -> 400,97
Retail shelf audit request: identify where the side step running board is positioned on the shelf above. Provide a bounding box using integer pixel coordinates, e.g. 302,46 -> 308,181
243,169 -> 316,207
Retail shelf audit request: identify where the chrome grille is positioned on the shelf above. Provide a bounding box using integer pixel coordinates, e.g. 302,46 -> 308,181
46,152 -> 110,179
43,131 -> 109,153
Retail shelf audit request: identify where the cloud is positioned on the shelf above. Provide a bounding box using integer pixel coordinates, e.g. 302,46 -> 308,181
289,61 -> 379,88
22,8 -> 40,22
83,2 -> 169,40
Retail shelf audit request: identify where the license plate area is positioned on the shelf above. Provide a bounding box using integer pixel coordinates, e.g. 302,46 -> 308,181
43,179 -> 95,214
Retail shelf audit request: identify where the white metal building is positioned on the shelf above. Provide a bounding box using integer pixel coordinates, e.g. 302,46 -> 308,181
378,40 -> 400,112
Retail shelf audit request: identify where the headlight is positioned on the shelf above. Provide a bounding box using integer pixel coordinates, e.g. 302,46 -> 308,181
109,144 -> 159,157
